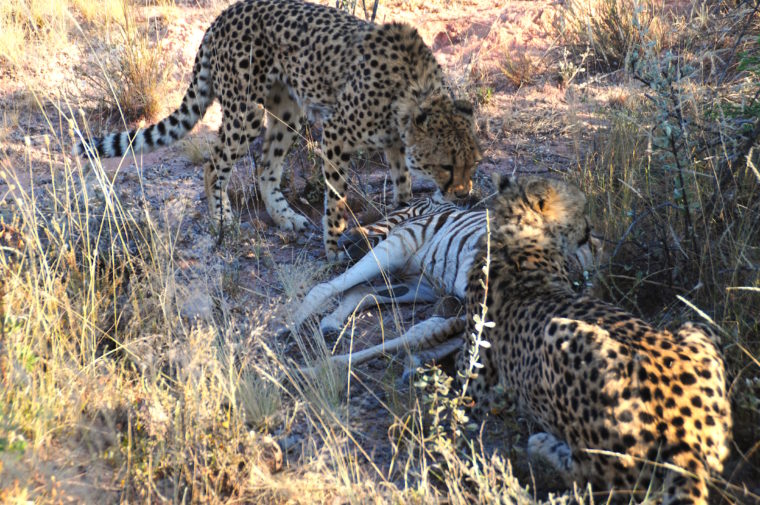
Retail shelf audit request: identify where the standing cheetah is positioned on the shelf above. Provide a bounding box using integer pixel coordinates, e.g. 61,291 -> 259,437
75,0 -> 481,259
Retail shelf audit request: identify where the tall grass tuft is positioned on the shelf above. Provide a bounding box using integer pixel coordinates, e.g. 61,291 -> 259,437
556,0 -> 668,72
79,5 -> 172,122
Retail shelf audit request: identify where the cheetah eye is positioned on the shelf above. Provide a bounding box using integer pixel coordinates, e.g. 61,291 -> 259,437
453,99 -> 473,116
414,111 -> 428,127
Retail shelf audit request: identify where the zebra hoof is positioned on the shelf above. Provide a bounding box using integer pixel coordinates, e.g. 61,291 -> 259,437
321,327 -> 341,341
319,316 -> 343,336
397,356 -> 423,388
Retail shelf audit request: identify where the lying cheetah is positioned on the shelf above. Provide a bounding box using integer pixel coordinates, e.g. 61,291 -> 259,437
461,176 -> 731,504
75,0 -> 480,259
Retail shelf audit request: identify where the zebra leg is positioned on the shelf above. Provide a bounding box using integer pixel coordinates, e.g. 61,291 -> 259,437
319,281 -> 438,334
300,316 -> 464,376
290,235 -> 418,329
399,334 -> 465,385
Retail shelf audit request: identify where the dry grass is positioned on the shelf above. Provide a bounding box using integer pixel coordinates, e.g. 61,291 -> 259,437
569,3 -> 760,343
1,0 -> 759,503
109,14 -> 172,121
70,0 -> 126,24
499,49 -> 538,88
0,0 -> 70,64
1,0 -> 170,126
0,0 -> 126,67
556,0 -> 669,72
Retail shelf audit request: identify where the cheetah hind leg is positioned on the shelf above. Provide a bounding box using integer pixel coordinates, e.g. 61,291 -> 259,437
527,432 -> 575,484
204,112 -> 254,237
258,82 -> 312,233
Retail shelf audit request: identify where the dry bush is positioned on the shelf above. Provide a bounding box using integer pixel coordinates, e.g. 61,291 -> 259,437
112,24 -> 171,121
78,8 -> 172,122
1,0 -> 169,125
556,0 -> 668,72
499,49 -> 538,88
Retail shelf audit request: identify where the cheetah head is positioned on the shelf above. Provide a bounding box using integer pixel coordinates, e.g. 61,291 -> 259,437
491,174 -> 591,257
400,95 -> 481,199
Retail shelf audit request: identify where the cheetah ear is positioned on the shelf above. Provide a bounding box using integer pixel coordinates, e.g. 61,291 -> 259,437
453,99 -> 473,116
523,178 -> 564,221
492,173 -> 517,193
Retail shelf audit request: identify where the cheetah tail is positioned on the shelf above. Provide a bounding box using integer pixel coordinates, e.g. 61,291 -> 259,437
74,42 -> 214,159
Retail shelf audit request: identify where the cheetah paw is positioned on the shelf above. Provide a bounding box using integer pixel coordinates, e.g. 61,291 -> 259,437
528,433 -> 574,474
325,249 -> 347,262
277,214 -> 314,233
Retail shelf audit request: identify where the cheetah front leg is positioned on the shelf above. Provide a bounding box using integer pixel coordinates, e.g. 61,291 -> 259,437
204,154 -> 233,230
385,146 -> 412,206
320,128 -> 353,261
258,83 -> 311,232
